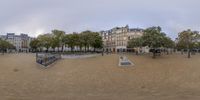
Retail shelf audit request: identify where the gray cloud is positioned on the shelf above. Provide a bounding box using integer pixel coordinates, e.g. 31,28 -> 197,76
0,0 -> 200,39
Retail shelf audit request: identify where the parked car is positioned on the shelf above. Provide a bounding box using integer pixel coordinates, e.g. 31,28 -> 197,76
149,48 -> 161,54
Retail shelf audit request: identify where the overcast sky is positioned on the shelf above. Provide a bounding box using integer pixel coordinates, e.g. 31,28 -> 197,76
0,0 -> 199,39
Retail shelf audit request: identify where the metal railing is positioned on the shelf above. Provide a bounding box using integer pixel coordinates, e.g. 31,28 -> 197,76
36,53 -> 61,67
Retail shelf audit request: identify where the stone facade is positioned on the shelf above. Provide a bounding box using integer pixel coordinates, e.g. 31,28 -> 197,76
0,33 -> 34,52
100,25 -> 144,52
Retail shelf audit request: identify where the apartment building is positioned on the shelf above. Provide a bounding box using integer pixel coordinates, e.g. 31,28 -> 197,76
100,25 -> 144,52
0,33 -> 34,52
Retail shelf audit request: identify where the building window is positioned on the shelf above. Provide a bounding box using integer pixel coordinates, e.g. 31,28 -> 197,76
128,36 -> 131,40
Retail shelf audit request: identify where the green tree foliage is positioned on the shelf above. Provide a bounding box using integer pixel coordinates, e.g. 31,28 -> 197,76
142,26 -> 166,48
37,34 -> 52,52
80,31 -> 92,52
30,30 -> 103,53
164,37 -> 175,48
177,29 -> 200,58
52,30 -> 66,52
65,33 -> 79,52
76,33 -> 84,51
63,32 -> 103,52
127,37 -> 144,55
50,37 -> 58,52
143,27 -> 176,58
30,39 -> 40,52
90,32 -> 103,51
128,38 -> 143,48
0,39 -> 15,54
163,37 -> 175,54
127,26 -> 175,58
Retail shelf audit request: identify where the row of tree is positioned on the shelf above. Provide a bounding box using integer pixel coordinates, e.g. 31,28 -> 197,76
0,39 -> 15,54
30,30 -> 103,52
128,26 -> 200,58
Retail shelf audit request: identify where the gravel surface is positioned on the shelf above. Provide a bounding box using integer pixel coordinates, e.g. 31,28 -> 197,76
0,53 -> 200,100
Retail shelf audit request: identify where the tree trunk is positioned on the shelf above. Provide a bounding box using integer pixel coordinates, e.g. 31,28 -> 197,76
167,49 -> 169,55
102,51 -> 104,56
188,49 -> 191,58
46,48 -> 49,53
136,50 -> 138,55
79,46 -> 82,52
71,46 -> 74,52
170,49 -> 173,54
41,48 -> 43,52
53,48 -> 56,52
87,46 -> 89,52
84,46 -> 87,52
102,48 -> 104,56
61,45 -> 64,52
153,50 -> 156,59
2,49 -> 5,55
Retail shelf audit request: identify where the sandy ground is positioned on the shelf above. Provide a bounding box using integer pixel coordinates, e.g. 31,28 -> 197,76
0,53 -> 200,100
